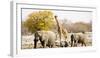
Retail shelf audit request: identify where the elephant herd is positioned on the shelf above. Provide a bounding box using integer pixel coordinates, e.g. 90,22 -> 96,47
34,30 -> 88,49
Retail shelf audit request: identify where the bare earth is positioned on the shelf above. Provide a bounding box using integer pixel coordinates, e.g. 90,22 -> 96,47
21,32 -> 92,49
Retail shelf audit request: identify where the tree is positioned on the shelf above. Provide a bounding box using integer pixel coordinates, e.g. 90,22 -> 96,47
24,10 -> 55,33
72,22 -> 92,32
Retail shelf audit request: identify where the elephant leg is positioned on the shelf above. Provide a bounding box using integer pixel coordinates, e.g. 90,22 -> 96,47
34,39 -> 38,49
82,42 -> 86,46
81,42 -> 84,46
71,41 -> 72,47
41,41 -> 44,48
71,41 -> 73,47
41,41 -> 47,48
64,41 -> 68,47
74,40 -> 78,47
51,43 -> 55,48
34,42 -> 37,48
84,43 -> 86,46
44,41 -> 47,48
74,42 -> 77,47
50,45 -> 53,48
83,41 -> 86,46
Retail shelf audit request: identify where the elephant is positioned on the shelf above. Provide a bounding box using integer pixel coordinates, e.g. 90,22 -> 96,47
70,34 -> 75,47
34,30 -> 57,48
60,41 -> 69,47
70,32 -> 87,47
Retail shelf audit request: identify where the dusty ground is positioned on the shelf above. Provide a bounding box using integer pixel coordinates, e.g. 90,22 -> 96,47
21,32 -> 92,49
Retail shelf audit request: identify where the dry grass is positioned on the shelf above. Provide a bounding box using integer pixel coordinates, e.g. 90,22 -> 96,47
21,32 -> 92,49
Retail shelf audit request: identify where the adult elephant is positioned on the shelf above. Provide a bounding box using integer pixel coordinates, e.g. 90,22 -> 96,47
70,32 -> 87,47
34,30 -> 56,48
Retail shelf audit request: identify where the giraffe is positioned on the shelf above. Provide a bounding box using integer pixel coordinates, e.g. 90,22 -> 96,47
54,16 -> 68,46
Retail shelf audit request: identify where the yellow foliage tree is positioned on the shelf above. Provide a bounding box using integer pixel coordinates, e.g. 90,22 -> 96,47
24,10 -> 55,33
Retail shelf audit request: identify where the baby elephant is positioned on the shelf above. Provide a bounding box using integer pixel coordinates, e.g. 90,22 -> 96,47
34,30 -> 56,48
60,41 -> 69,47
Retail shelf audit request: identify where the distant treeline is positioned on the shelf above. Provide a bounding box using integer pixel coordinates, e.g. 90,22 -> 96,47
22,20 -> 92,35
62,21 -> 92,33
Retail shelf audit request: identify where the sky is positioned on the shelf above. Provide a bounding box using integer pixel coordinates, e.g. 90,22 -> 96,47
21,9 -> 92,23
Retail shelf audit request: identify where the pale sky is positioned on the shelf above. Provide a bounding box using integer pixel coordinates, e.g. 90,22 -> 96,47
22,9 -> 92,23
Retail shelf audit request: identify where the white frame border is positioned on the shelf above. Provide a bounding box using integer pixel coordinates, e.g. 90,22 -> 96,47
10,1 -> 97,57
